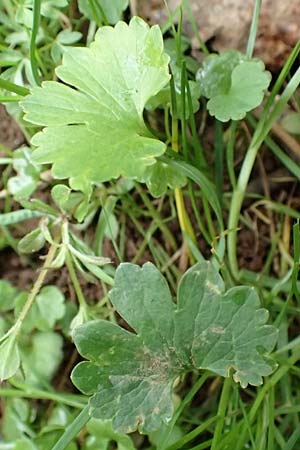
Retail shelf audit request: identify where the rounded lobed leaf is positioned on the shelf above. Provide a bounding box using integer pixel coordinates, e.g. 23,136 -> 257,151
196,50 -> 271,122
71,262 -> 278,433
21,17 -> 170,185
207,61 -> 271,122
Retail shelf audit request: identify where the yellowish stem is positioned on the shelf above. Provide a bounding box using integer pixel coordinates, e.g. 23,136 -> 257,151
17,243 -> 58,329
172,118 -> 197,262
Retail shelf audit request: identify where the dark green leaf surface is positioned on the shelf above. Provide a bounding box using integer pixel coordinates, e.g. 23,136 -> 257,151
72,262 -> 277,433
21,18 -> 170,185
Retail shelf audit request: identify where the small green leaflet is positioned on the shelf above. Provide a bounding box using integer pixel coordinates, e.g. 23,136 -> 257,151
15,285 -> 66,333
142,161 -> 187,198
72,261 -> 277,433
8,147 -> 41,199
18,227 -> 45,254
86,418 -> 135,450
0,334 -> 20,382
196,50 -> 271,122
0,280 -> 18,312
20,331 -> 64,385
78,0 -> 128,24
21,17 -> 170,185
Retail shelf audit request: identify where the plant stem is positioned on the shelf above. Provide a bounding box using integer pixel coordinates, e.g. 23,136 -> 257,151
65,251 -> 87,308
0,387 -> 87,409
246,0 -> 262,58
87,0 -> 103,26
135,184 -> 177,251
158,372 -> 210,450
214,120 -> 224,204
30,0 -> 41,85
0,242 -> 57,344
0,143 -> 14,157
182,0 -> 209,55
226,121 -> 238,189
228,66 -> 300,279
173,372 -> 210,422
93,0 -> 108,25
165,416 -> 218,450
0,96 -> 23,103
186,81 -> 206,169
0,78 -> 29,96
211,378 -> 231,450
172,116 -> 197,254
168,72 -> 197,260
51,405 -> 91,450
236,350 -> 300,449
227,137 -> 262,278
188,184 -> 211,244
18,243 -> 57,320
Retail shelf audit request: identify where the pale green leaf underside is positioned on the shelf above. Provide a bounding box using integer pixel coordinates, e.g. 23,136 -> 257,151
72,262 -> 277,433
21,18 -> 170,184
0,335 -> 20,381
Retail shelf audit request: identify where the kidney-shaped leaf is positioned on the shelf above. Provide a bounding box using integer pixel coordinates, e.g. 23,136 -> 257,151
207,61 -> 271,122
196,50 -> 271,122
21,17 -> 170,185
71,262 -> 277,433
196,50 -> 248,99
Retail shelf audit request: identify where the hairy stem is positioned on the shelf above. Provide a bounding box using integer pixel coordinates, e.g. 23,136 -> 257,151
0,242 -> 58,344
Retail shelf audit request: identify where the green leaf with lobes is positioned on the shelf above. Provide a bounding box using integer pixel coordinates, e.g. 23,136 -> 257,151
21,17 -> 170,186
197,50 -> 248,99
196,50 -> 271,122
71,261 -> 277,433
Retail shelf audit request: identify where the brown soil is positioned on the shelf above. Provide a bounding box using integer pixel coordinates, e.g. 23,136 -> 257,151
0,105 -> 24,150
137,0 -> 300,71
